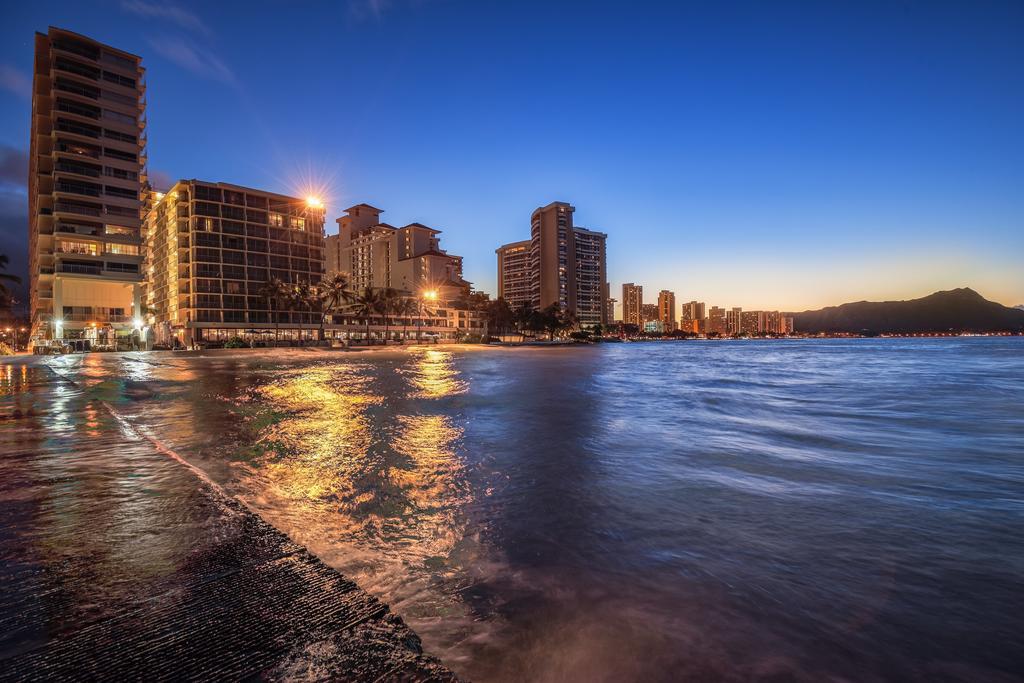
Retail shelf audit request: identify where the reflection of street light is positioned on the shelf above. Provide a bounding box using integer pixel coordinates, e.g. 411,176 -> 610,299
418,290 -> 439,342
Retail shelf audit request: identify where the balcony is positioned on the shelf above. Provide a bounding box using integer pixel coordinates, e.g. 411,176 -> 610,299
63,313 -> 131,323
58,262 -> 102,275
56,223 -> 102,237
55,200 -> 103,217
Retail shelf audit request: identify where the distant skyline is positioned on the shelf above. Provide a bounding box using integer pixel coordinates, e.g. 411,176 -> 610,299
1,1 -> 1022,312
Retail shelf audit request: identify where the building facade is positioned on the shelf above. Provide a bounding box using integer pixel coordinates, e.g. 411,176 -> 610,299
622,283 -> 642,326
726,307 -> 742,335
658,290 -> 677,331
144,181 -> 327,345
528,202 -> 607,326
495,239 -> 531,310
708,306 -> 727,335
28,28 -> 147,350
326,204 -> 468,301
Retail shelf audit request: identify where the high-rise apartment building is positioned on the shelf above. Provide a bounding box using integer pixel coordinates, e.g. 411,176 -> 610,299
708,306 -> 727,335
496,239 -> 531,310
495,201 -> 608,328
741,310 -> 760,334
726,307 -> 742,335
144,181 -> 326,345
28,28 -> 147,350
572,226 -> 608,326
325,204 -> 468,300
622,283 -> 642,326
527,202 -> 607,326
641,303 -> 659,324
605,295 -> 617,326
680,300 -> 706,333
658,290 -> 676,331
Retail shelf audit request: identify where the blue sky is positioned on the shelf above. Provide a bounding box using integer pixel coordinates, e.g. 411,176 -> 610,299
1,0 -> 1021,311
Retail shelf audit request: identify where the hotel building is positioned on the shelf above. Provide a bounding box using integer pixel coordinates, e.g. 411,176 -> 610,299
726,307 -> 742,335
528,202 -> 608,327
144,180 -> 326,345
495,201 -> 609,328
326,204 -> 468,301
681,300 -> 705,333
622,283 -> 642,326
708,306 -> 727,335
495,239 -> 532,310
658,290 -> 677,331
28,27 -> 147,350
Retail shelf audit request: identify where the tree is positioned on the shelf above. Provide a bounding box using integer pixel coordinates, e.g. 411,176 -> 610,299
513,302 -> 535,338
312,272 -> 353,341
256,276 -> 288,343
288,281 -> 317,343
539,303 -> 564,340
348,287 -> 382,343
392,296 -> 418,342
0,252 -> 19,296
379,288 -> 401,341
485,298 -> 515,338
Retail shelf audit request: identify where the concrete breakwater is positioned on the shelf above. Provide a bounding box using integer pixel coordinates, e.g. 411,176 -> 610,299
0,358 -> 457,681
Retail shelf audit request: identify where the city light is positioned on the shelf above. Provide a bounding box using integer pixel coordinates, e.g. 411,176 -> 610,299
133,317 -> 144,329
306,196 -> 323,208
422,289 -> 438,301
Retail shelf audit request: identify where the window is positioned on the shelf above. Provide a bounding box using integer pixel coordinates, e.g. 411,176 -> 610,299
104,167 -> 138,181
105,225 -> 136,237
58,240 -> 99,255
106,243 -> 139,255
105,205 -> 137,217
103,129 -> 136,143
104,148 -> 137,162
105,185 -> 137,199
291,217 -> 306,230
102,109 -> 136,125
102,71 -> 136,88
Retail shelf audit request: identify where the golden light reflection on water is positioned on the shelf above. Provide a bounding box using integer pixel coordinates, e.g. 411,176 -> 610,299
401,348 -> 467,399
236,356 -> 471,564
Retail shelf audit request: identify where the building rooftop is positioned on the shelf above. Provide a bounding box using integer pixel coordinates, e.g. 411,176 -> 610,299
344,203 -> 384,214
400,222 -> 441,234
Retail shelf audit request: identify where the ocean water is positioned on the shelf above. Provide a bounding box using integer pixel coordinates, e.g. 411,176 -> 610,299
36,338 -> 1024,681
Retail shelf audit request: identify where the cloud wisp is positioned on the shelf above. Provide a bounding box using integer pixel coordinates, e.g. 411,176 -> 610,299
120,0 -> 212,36
148,36 -> 236,85
0,65 -> 31,100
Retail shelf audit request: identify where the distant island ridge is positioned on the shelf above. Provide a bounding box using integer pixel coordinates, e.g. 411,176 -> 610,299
791,288 -> 1024,334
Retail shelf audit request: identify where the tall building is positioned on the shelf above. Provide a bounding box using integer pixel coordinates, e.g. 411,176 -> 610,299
144,181 -> 326,346
641,303 -> 659,323
741,309 -> 761,334
326,204 -> 468,300
28,28 -> 147,349
605,295 -> 617,326
622,283 -> 642,326
681,301 -> 705,333
658,290 -> 676,331
495,201 -> 608,327
528,202 -> 607,326
726,307 -> 742,335
496,239 -> 531,310
708,306 -> 727,335
572,226 -> 608,326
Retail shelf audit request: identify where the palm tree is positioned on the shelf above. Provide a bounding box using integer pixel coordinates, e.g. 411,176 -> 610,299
392,296 -> 418,342
257,276 -> 287,344
0,254 -> 21,303
288,281 -> 314,344
348,287 -> 382,344
316,272 -> 353,341
379,288 -> 401,342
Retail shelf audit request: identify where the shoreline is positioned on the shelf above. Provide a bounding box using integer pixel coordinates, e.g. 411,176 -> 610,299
0,360 -> 459,681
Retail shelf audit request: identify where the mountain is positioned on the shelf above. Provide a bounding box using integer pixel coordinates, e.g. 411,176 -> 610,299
792,288 -> 1024,334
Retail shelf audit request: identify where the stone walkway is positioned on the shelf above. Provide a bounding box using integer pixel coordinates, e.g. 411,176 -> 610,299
0,358 -> 457,681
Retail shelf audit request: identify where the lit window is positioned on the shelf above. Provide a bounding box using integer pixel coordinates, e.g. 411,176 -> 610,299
106,243 -> 139,255
269,212 -> 283,227
291,217 -> 306,230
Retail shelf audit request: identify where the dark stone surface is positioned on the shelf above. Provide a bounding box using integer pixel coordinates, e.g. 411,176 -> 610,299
0,360 -> 457,681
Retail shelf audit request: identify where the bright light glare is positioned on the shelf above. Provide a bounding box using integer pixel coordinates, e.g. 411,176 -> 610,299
422,289 -> 438,301
306,196 -> 323,208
